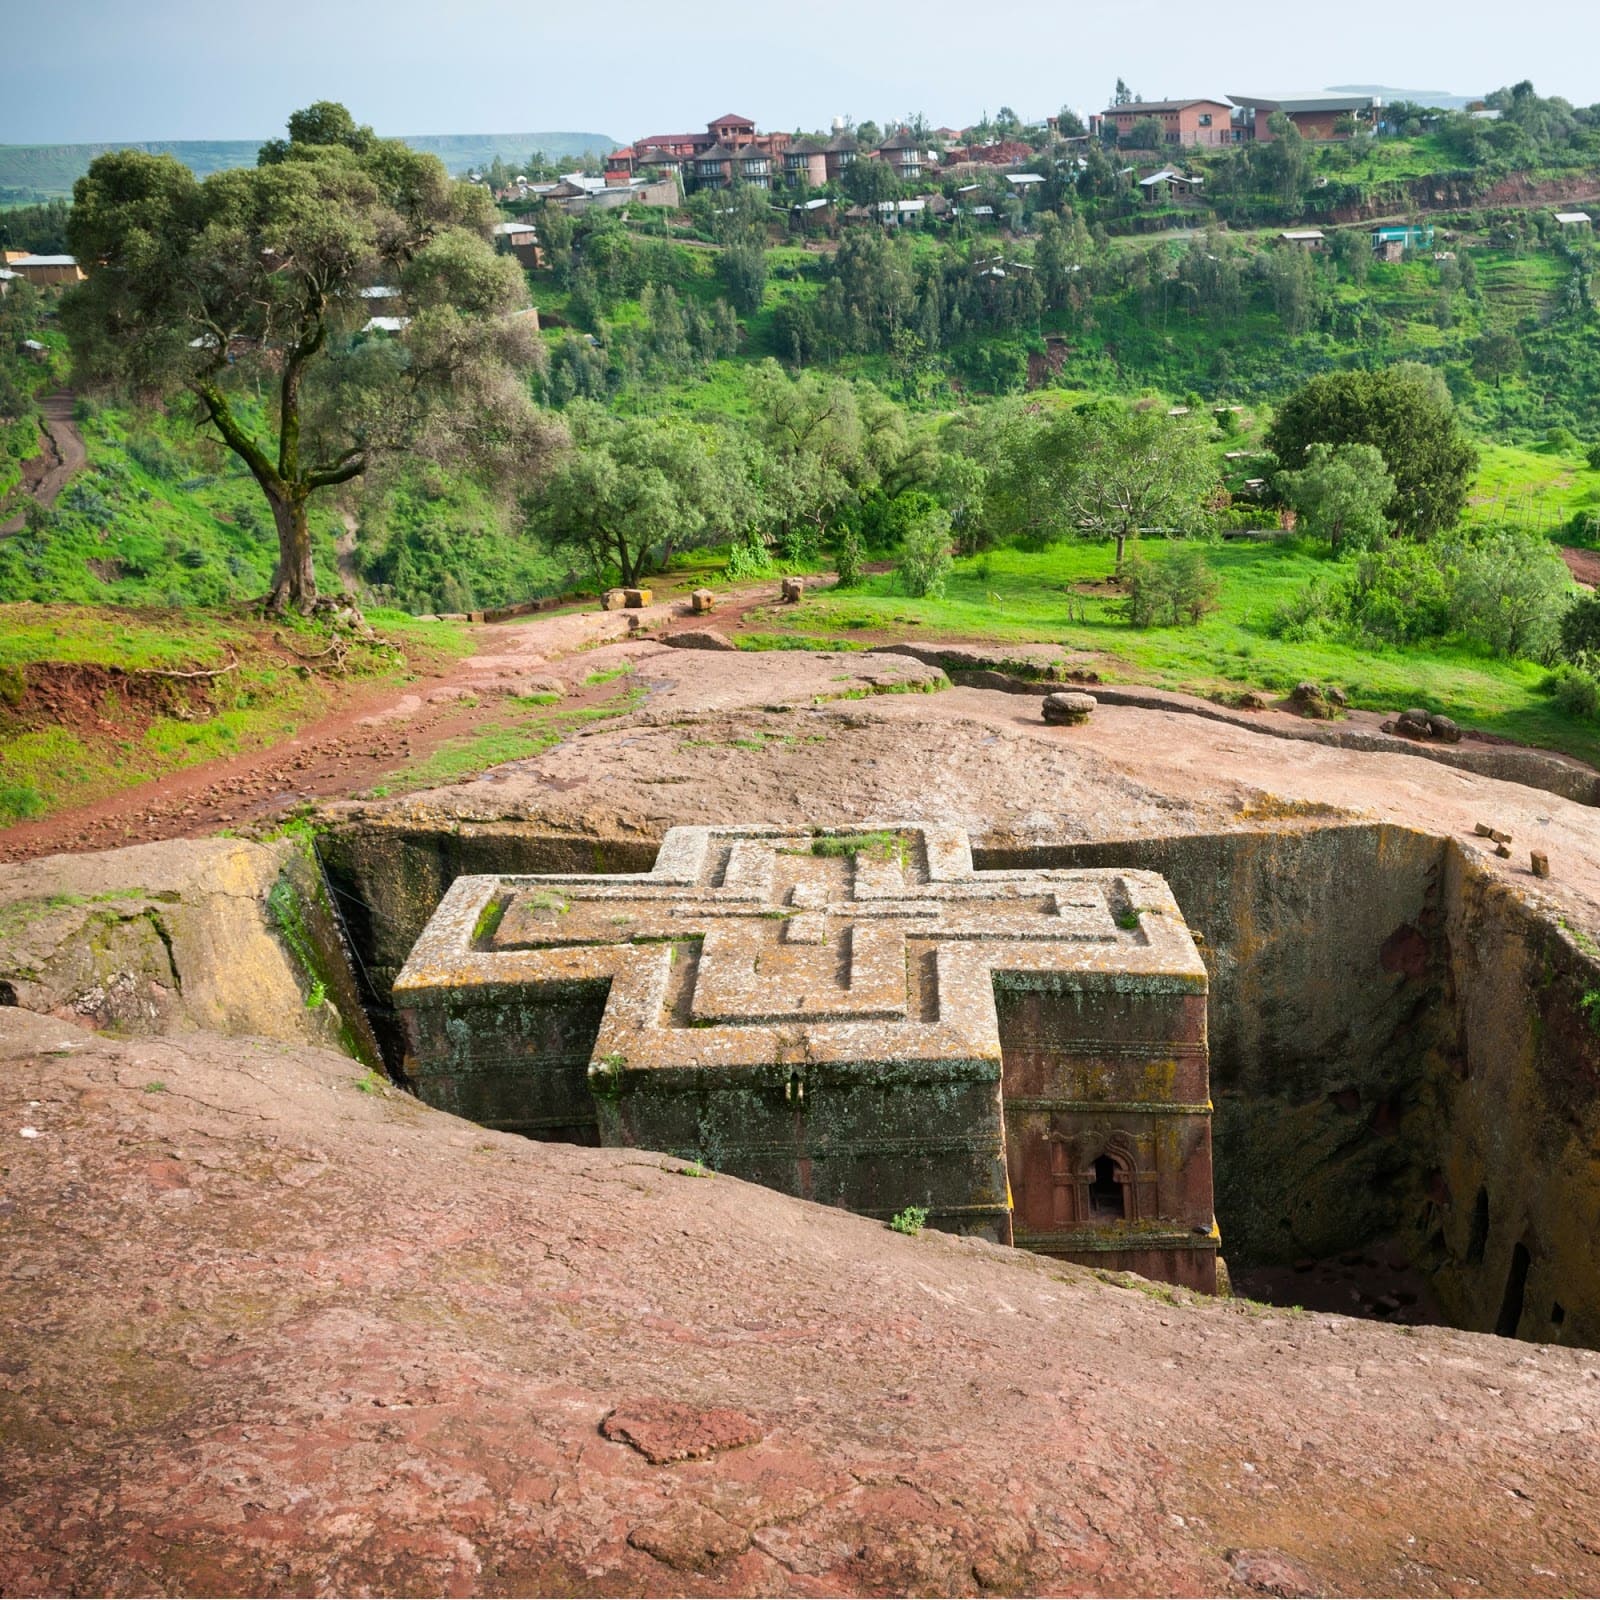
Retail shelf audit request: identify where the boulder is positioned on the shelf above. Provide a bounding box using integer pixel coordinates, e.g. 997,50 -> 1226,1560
780,577 -> 804,604
1235,689 -> 1275,711
507,674 -> 565,699
691,588 -> 717,615
1289,681 -> 1336,720
1531,850 -> 1551,879
1042,690 -> 1098,726
1393,708 -> 1434,740
1326,685 -> 1349,707
663,629 -> 737,652
600,589 -> 629,612
0,837 -> 371,1057
1427,713 -> 1462,744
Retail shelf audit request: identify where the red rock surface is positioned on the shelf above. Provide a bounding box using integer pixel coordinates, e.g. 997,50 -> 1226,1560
3,1008 -> 1600,1597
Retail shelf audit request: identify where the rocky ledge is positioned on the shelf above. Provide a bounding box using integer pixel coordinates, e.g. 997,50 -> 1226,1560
2,1007 -> 1598,1597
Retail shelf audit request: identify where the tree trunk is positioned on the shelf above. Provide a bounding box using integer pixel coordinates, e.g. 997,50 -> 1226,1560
1114,529 -> 1128,570
615,532 -> 639,589
268,493 -> 317,613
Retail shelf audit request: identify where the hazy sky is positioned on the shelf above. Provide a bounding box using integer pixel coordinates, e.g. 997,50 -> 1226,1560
5,0 -> 1596,146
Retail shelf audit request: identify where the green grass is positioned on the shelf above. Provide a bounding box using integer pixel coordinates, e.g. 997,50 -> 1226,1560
755,539 -> 1600,765
380,686 -> 646,792
1466,441 -> 1600,536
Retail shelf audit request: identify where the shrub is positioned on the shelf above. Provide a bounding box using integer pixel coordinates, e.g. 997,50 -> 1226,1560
1269,577 -> 1341,642
126,433 -> 186,481
1560,593 -> 1600,664
777,525 -> 819,568
1546,425 -> 1579,455
833,527 -> 865,588
1449,530 -> 1572,661
898,506 -> 953,599
1588,442 -> 1600,472
1115,547 -> 1220,628
725,531 -> 772,581
1340,543 -> 1454,646
1543,663 -> 1600,720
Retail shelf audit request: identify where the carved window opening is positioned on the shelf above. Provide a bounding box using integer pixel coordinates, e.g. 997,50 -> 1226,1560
1089,1153 -> 1129,1220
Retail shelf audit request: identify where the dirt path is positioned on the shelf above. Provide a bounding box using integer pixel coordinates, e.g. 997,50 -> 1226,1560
0,577 -> 813,863
0,390 -> 86,536
1562,545 -> 1600,588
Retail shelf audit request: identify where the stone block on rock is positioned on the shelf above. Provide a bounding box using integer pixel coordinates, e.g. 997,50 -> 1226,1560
393,822 -> 1217,1293
1531,850 -> 1551,878
691,588 -> 717,615
1042,690 -> 1098,726
623,588 -> 652,609
601,589 -> 628,612
780,577 -> 804,604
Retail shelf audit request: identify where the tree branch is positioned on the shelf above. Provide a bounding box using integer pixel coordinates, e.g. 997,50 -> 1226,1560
306,452 -> 368,490
192,382 -> 281,496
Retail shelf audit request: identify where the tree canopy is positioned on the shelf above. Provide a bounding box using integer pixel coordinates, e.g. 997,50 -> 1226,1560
1276,442 -> 1396,553
1265,365 -> 1478,538
977,401 -> 1217,567
62,101 -> 555,612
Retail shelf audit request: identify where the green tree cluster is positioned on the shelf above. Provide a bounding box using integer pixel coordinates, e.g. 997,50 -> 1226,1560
63,101 -> 555,611
1267,366 -> 1478,538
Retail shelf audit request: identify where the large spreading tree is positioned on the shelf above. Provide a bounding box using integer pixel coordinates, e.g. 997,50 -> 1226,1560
1266,364 -> 1478,539
63,101 -> 555,612
980,401 -> 1218,568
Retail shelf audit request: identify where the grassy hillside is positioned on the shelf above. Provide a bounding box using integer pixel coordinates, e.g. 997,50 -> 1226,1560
0,399 -> 573,616
0,130 -> 618,203
744,538 -> 1600,766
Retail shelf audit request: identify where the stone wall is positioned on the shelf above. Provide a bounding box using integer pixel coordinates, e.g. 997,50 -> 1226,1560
983,826 -> 1600,1347
1424,846 -> 1600,1344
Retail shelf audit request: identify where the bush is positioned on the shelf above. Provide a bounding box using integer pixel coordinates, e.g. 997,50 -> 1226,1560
1269,577 -> 1340,642
1115,546 -> 1220,628
833,527 -> 865,588
1543,663 -> 1600,720
898,507 -> 953,599
1588,442 -> 1600,472
1546,425 -> 1579,455
725,531 -> 772,581
126,433 -> 186,481
1449,530 -> 1572,661
1560,592 -> 1600,664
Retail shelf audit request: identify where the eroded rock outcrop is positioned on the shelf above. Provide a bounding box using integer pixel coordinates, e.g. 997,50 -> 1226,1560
0,835 -> 376,1061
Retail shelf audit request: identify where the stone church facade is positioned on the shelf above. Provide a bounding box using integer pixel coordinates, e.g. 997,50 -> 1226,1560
394,824 -> 1218,1291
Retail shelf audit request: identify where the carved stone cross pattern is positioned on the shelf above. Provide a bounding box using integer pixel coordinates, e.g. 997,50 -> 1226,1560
395,824 -> 1218,1289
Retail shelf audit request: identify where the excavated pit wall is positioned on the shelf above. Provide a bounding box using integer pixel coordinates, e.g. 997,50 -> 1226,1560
317,815 -> 1600,1348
